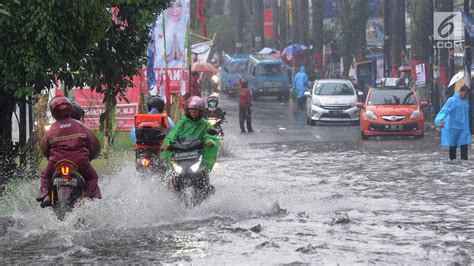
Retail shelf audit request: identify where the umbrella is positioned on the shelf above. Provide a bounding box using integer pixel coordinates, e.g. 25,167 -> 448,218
281,44 -> 308,57
448,71 -> 465,87
191,61 -> 218,73
258,47 -> 279,55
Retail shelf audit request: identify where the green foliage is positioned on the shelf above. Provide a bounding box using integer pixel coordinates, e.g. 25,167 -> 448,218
0,0 -> 110,100
206,15 -> 235,53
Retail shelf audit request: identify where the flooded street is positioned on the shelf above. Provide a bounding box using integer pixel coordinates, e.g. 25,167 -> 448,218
0,97 -> 473,264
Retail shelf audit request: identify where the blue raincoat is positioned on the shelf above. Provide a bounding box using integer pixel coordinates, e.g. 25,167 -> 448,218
293,66 -> 309,98
435,92 -> 471,147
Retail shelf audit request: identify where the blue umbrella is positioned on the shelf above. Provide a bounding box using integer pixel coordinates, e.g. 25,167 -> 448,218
281,44 -> 308,57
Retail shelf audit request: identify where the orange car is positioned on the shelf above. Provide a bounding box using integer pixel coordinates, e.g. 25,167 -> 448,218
357,86 -> 427,139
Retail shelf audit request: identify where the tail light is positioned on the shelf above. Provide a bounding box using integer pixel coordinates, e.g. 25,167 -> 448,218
61,165 -> 70,176
141,158 -> 150,167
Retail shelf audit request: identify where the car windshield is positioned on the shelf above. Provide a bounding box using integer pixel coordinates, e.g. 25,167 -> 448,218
227,62 -> 246,73
368,89 -> 417,105
256,64 -> 285,76
315,83 -> 354,96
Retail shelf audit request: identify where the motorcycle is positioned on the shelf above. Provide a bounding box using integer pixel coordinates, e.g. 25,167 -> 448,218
46,160 -> 86,220
206,111 -> 226,140
167,135 -> 216,208
135,149 -> 166,174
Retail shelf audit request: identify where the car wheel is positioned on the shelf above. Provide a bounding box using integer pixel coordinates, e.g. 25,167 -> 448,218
361,131 -> 368,140
306,117 -> 310,125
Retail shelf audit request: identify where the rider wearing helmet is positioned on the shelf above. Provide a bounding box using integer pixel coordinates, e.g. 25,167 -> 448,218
203,93 -> 226,121
161,96 -> 219,171
37,96 -> 101,206
70,100 -> 86,121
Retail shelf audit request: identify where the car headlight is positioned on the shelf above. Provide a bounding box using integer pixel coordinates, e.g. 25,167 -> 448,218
366,110 -> 377,120
172,161 -> 183,174
190,156 -> 202,172
313,98 -> 322,107
211,74 -> 219,84
410,110 -> 421,119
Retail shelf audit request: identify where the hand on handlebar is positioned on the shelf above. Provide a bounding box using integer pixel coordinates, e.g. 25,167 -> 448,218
205,140 -> 213,147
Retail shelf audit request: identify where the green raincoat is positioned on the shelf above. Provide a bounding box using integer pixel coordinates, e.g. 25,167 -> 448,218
161,116 -> 219,171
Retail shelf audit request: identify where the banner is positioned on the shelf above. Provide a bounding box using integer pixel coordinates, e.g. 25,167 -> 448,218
191,40 -> 213,63
55,75 -> 141,131
148,0 -> 190,98
264,9 -> 273,39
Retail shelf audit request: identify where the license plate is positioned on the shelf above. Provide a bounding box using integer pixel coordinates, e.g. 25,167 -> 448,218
173,151 -> 199,160
269,88 -> 279,92
330,110 -> 343,115
384,124 -> 403,131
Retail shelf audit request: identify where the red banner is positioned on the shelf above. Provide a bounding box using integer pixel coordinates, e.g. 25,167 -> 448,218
55,75 -> 141,131
141,67 -> 189,95
264,9 -> 273,39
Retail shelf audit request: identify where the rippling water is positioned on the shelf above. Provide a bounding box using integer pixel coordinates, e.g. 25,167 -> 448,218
0,135 -> 473,264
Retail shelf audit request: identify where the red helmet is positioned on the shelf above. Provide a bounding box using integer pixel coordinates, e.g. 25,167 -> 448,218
49,96 -> 72,120
185,96 -> 205,120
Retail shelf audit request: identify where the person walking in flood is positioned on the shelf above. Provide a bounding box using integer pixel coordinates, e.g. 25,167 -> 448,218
293,66 -> 309,109
239,80 -> 253,133
435,85 -> 471,160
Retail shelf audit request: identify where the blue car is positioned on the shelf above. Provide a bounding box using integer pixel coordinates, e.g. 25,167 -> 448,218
220,54 -> 249,95
245,55 -> 290,100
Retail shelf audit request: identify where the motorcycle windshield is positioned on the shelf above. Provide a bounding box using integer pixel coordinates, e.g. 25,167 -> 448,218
169,137 -> 204,152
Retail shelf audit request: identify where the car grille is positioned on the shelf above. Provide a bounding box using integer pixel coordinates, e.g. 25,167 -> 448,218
321,105 -> 352,110
369,122 -> 419,132
382,115 -> 405,122
321,112 -> 352,119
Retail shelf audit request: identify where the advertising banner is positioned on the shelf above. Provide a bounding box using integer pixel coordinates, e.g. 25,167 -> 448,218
55,75 -> 141,131
147,0 -> 191,100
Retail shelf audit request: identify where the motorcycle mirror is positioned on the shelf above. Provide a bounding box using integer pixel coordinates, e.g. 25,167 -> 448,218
207,128 -> 218,136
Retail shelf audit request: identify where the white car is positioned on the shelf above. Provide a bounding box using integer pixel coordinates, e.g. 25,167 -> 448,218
304,79 -> 362,125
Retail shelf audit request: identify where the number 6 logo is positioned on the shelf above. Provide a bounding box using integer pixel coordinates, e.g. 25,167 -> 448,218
438,14 -> 456,38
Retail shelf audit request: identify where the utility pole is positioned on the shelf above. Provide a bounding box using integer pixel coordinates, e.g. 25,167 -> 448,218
438,0 -> 453,105
384,0 -> 391,77
254,0 -> 265,51
389,0 -> 404,77
232,1 -> 244,53
312,0 -> 324,77
464,0 -> 472,132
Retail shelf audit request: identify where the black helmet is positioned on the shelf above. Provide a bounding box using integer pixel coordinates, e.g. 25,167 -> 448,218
207,93 -> 219,111
147,95 -> 165,113
71,101 -> 85,121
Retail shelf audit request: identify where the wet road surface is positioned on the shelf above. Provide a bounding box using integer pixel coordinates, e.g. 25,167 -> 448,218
0,95 -> 473,264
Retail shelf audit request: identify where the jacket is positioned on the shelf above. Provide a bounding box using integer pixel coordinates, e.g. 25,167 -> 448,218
161,116 -> 219,171
293,66 -> 309,98
435,92 -> 471,146
239,86 -> 252,108
42,117 -> 100,162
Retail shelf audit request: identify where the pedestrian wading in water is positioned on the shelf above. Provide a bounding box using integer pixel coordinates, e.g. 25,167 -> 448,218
435,85 -> 471,160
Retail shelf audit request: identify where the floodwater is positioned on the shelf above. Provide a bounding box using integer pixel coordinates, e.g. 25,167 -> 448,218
0,97 -> 473,264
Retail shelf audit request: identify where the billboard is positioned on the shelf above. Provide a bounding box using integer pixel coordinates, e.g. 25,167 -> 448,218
147,0 -> 191,100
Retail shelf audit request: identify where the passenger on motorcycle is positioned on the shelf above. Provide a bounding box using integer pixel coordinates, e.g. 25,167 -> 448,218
161,96 -> 219,171
37,96 -> 101,206
203,93 -> 227,121
130,95 -> 175,143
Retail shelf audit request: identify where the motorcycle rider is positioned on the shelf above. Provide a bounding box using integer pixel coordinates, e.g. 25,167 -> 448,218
130,95 -> 175,142
161,96 -> 219,171
37,96 -> 101,206
203,93 -> 226,121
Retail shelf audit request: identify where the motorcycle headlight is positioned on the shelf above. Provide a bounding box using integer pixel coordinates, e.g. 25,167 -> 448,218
410,110 -> 421,119
190,156 -> 203,172
366,110 -> 377,120
44,125 -> 51,131
212,75 -> 219,84
313,98 -> 322,107
172,161 -> 183,174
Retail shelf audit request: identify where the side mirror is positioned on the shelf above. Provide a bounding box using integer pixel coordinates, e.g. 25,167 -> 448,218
207,128 -> 218,136
356,102 -> 364,108
304,91 -> 311,97
420,101 -> 428,107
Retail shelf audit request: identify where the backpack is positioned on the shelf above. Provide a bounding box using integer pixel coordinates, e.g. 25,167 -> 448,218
134,114 -> 170,146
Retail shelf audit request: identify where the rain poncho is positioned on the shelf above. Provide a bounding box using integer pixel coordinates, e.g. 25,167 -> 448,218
161,116 -> 219,171
293,66 -> 309,98
435,92 -> 471,147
